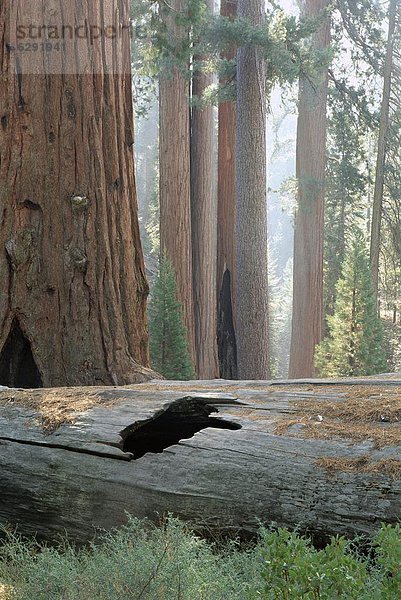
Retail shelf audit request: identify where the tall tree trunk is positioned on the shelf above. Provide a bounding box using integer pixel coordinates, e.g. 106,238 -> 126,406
217,0 -> 238,380
159,0 -> 196,365
289,0 -> 330,379
0,1 -> 152,388
236,0 -> 270,379
370,0 -> 397,302
191,0 -> 218,379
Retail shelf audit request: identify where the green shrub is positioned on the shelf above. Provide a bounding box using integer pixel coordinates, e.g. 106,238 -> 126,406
0,518 -> 261,600
257,529 -> 368,599
255,524 -> 401,599
1,518 -> 401,599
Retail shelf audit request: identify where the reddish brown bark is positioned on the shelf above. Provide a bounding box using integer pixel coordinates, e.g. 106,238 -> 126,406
159,0 -> 195,366
289,0 -> 330,379
0,1 -> 152,387
191,0 -> 218,379
217,0 -> 238,379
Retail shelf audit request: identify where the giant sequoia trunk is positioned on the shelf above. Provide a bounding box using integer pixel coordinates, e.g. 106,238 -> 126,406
159,0 -> 196,365
191,0 -> 218,379
217,0 -> 238,380
236,0 -> 270,379
289,0 -> 330,379
2,378 -> 401,544
0,1 -> 152,388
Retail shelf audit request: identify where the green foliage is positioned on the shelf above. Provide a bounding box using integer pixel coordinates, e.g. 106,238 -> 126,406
130,0 -> 333,109
0,518 -> 262,600
3,519 -> 401,599
374,524 -> 401,596
335,0 -> 386,74
148,258 -> 195,380
324,87 -> 370,317
316,228 -> 387,377
258,529 -> 368,599
256,523 -> 401,599
326,0 -> 401,338
199,5 -> 334,101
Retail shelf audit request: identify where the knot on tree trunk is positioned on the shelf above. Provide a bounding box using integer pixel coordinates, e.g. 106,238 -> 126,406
69,248 -> 88,272
5,229 -> 37,272
70,194 -> 90,211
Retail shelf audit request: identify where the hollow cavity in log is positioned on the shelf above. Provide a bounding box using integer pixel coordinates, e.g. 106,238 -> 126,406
0,320 -> 42,388
120,397 -> 241,459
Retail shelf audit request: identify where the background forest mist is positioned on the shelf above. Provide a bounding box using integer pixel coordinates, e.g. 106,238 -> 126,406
134,2 -> 298,377
133,0 -> 401,379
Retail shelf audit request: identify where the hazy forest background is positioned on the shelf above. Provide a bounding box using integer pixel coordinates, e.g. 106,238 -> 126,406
136,0 -> 401,383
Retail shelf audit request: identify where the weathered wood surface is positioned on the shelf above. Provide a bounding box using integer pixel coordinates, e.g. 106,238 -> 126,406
1,377 -> 401,543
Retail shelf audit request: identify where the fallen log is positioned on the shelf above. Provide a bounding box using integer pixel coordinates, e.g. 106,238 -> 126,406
1,377 -> 401,543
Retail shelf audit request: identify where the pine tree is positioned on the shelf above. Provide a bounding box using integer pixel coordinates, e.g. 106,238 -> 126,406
148,258 -> 195,380
324,88 -> 369,321
315,229 -> 387,377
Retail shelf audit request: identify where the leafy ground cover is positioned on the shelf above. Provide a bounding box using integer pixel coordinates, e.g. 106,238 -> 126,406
1,518 -> 401,599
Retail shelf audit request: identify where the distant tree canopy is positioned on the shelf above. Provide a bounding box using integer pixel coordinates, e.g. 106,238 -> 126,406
131,0 -> 332,109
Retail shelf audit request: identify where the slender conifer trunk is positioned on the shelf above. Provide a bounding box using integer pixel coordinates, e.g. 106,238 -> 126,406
289,0 -> 330,379
236,0 -> 270,379
191,0 -> 218,378
159,0 -> 196,365
217,0 -> 238,379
